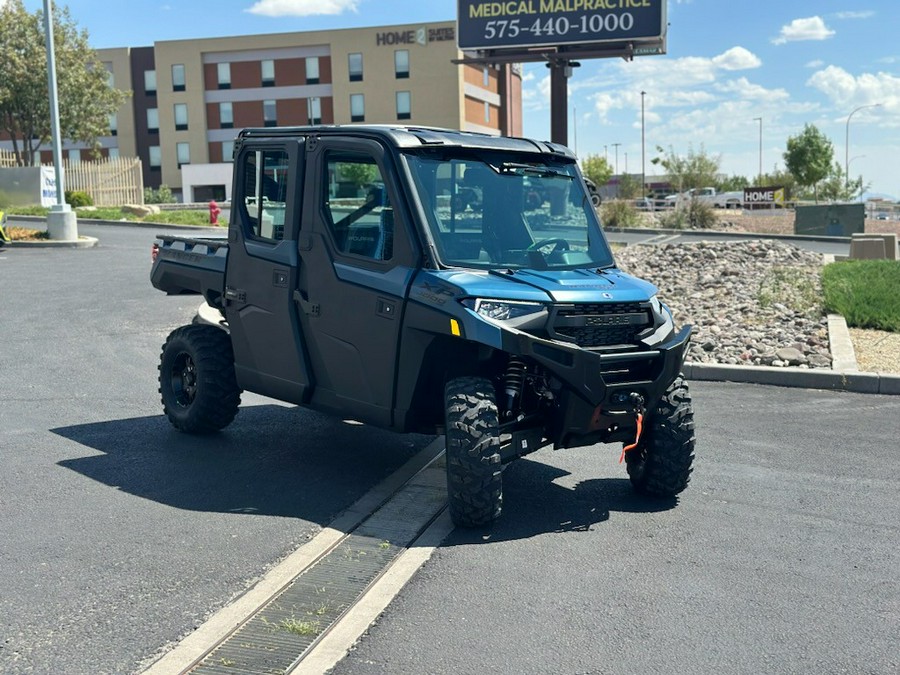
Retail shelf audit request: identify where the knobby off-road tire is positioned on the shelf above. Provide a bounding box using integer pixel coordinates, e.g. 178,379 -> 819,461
626,374 -> 695,497
159,324 -> 241,434
445,377 -> 503,527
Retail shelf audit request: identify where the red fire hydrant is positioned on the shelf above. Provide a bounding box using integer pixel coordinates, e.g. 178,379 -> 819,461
208,200 -> 221,225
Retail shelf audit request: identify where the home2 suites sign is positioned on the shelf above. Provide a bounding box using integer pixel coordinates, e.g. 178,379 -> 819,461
376,26 -> 457,46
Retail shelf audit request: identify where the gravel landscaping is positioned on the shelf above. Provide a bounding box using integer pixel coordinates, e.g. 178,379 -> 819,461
616,239 -> 832,369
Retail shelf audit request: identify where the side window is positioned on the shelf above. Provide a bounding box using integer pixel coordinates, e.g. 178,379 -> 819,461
239,149 -> 289,242
323,152 -> 393,261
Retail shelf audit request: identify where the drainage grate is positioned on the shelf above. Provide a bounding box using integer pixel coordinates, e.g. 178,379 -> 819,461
186,456 -> 447,675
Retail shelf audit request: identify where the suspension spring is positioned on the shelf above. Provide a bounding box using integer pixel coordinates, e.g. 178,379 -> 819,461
504,357 -> 526,416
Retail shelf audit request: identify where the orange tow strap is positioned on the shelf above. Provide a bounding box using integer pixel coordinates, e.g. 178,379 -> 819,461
619,412 -> 644,464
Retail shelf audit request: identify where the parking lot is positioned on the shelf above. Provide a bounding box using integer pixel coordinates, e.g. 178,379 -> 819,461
1,223 -> 898,674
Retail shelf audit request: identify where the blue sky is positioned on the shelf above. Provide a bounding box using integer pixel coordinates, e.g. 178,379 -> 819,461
16,0 -> 900,196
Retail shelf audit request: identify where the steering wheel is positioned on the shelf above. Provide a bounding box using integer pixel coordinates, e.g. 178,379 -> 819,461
527,238 -> 570,253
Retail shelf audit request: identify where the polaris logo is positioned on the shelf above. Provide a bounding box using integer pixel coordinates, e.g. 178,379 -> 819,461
584,313 -> 647,327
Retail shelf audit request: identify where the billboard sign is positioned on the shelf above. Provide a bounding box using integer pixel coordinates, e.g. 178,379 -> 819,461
457,0 -> 666,51
743,186 -> 785,205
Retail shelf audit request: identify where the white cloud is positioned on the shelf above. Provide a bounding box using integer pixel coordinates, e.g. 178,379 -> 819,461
772,16 -> 835,45
717,77 -> 789,102
245,0 -> 358,17
807,65 -> 900,116
712,47 -> 761,71
806,59 -> 825,68
834,11 -> 874,20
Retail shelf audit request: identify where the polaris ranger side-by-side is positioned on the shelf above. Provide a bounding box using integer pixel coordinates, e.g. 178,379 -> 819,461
151,126 -> 695,527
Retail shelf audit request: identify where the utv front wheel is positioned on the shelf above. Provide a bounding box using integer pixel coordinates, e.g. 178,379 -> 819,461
159,324 -> 241,434
626,375 -> 695,497
444,377 -> 503,527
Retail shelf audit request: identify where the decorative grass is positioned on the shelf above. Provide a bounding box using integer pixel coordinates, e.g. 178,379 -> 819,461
823,260 -> 900,332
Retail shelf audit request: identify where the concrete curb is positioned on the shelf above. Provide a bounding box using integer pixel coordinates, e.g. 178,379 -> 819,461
4,236 -> 99,249
683,363 -> 900,395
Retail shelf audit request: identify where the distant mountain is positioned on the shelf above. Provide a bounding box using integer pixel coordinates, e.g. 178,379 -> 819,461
862,191 -> 898,203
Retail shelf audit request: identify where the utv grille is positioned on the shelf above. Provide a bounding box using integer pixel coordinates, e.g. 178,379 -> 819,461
551,302 -> 652,348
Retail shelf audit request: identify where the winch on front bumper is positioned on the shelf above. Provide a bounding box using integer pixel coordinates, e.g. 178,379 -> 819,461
499,321 -> 692,450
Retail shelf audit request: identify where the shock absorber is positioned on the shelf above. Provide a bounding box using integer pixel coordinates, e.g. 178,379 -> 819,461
504,357 -> 526,418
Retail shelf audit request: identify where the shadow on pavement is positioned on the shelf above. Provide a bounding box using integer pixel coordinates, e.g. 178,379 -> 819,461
52,404 -> 432,525
446,458 -> 677,544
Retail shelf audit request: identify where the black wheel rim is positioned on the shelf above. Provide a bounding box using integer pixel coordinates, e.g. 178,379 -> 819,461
170,351 -> 198,408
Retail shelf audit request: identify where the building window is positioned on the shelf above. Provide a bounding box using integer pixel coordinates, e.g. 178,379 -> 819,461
103,62 -> 114,88
172,64 -> 185,92
222,140 -> 235,163
174,103 -> 188,131
149,145 -> 161,169
348,53 -> 363,82
484,101 -> 490,124
144,69 -> 157,95
350,94 -> 365,123
177,142 -> 191,167
306,57 -> 319,85
217,63 -> 231,89
483,66 -> 490,87
263,99 -> 277,127
394,50 -> 409,79
109,113 -> 117,136
219,101 -> 233,129
308,97 -> 321,125
108,147 -> 119,159
147,107 -> 159,134
68,149 -> 81,165
396,91 -> 411,120
261,59 -> 275,87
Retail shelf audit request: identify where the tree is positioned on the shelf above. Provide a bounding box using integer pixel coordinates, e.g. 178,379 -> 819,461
0,0 -> 128,166
580,154 -> 613,189
818,161 -> 865,202
617,172 -> 643,199
718,175 -> 750,192
783,124 -> 833,203
651,144 -> 721,194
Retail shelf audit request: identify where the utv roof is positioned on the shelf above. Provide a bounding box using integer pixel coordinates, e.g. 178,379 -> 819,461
237,125 -> 576,160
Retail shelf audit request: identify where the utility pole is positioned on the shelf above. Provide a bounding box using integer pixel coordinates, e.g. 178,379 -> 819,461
753,117 -> 762,183
611,142 -> 621,197
641,91 -> 646,199
43,0 -> 77,240
845,103 -> 882,188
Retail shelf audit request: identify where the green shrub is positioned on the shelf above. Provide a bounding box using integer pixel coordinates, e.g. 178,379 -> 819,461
144,184 -> 177,204
64,190 -> 93,207
657,199 -> 718,229
823,260 -> 900,332
600,199 -> 641,228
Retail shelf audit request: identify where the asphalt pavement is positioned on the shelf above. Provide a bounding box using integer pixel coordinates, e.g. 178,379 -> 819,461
0,224 -> 432,674
1,224 -> 896,674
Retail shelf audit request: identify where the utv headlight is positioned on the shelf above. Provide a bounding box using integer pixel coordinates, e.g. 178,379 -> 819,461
462,298 -> 545,321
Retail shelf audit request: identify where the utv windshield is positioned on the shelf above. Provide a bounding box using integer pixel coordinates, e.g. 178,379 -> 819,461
404,152 -> 614,270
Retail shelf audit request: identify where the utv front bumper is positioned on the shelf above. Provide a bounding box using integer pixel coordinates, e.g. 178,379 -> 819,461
500,323 -> 692,449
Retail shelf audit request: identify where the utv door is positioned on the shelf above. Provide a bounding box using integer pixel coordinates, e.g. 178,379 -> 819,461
224,139 -> 313,404
296,136 -> 418,427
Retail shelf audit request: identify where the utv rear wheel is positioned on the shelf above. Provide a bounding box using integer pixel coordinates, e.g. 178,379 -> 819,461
159,324 -> 241,434
626,375 -> 695,497
444,377 -> 503,527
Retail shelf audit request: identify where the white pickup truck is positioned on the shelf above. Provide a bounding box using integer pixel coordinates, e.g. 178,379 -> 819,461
664,187 -> 743,209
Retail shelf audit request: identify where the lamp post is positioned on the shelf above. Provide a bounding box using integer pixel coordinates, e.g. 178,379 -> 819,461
43,0 -> 77,240
641,91 -> 646,199
753,117 -> 762,183
848,155 -> 865,200
845,104 -> 882,188
611,143 -> 621,197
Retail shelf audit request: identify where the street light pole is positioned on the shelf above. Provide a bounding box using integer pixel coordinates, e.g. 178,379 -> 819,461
845,103 -> 882,188
641,91 -> 646,199
753,117 -> 762,183
611,143 -> 621,197
43,0 -> 77,240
